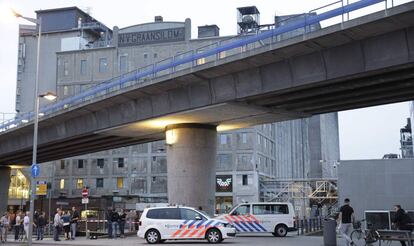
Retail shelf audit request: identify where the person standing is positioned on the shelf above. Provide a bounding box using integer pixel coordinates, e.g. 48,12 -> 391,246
62,211 -> 71,240
70,207 -> 79,240
36,212 -> 46,241
392,205 -> 413,246
119,209 -> 127,238
14,211 -> 22,241
0,212 -> 9,243
23,212 -> 30,241
53,208 -> 62,241
106,208 -> 113,239
338,198 -> 355,246
33,210 -> 39,238
111,209 -> 120,239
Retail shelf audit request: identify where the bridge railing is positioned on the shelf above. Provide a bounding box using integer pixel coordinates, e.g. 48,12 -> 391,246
0,0 -> 396,132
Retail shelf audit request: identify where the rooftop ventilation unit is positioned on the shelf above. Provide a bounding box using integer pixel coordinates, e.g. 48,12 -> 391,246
237,6 -> 260,34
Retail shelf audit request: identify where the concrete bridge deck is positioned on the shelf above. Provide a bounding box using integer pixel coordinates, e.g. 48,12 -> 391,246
1,1 -> 414,165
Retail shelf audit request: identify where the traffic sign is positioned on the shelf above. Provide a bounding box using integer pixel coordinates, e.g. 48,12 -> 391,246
36,181 -> 47,195
82,188 -> 89,198
31,164 -> 40,178
82,198 -> 89,204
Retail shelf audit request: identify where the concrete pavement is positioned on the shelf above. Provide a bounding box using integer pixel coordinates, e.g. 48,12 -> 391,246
2,234 -> 402,246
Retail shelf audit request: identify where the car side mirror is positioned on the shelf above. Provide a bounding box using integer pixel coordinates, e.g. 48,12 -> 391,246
195,216 -> 202,220
231,211 -> 238,216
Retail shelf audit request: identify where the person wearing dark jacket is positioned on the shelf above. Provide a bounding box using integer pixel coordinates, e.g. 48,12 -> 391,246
36,212 -> 47,241
106,209 -> 113,239
119,210 -> 127,238
392,205 -> 413,246
71,207 -> 79,240
111,209 -> 120,239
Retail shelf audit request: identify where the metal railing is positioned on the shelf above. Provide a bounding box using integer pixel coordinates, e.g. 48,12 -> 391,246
0,0 -> 394,132
295,217 -> 324,235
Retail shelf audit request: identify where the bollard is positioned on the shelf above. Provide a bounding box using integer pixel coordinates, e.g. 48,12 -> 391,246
323,218 -> 337,246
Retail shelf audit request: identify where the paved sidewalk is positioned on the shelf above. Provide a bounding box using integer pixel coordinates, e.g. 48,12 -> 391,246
3,234 -> 325,246
2,234 -> 402,245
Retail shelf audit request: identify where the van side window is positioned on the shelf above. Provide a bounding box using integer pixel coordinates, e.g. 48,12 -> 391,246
147,208 -> 180,219
180,208 -> 205,220
253,204 -> 289,215
232,205 -> 250,215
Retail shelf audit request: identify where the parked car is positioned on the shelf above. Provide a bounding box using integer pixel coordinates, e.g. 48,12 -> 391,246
137,206 -> 236,244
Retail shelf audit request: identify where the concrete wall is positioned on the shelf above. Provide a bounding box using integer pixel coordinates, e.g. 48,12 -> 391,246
274,118 -> 310,179
17,30 -> 80,113
338,159 -> 414,219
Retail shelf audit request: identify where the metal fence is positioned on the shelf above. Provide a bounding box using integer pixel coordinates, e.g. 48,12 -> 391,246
0,0 -> 399,132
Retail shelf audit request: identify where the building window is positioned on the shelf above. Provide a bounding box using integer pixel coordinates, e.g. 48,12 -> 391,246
60,160 -> 65,170
97,159 -> 104,168
242,175 -> 248,186
119,55 -> 127,73
96,178 -> 104,188
63,61 -> 69,76
59,179 -> 65,190
76,179 -> 83,189
220,135 -> 227,145
99,58 -> 108,73
78,159 -> 84,169
143,53 -> 148,59
152,176 -> 156,182
80,59 -> 87,75
118,158 -> 124,168
117,177 -> 123,189
242,133 -> 248,144
196,49 -> 205,65
63,86 -> 69,96
153,53 -> 158,59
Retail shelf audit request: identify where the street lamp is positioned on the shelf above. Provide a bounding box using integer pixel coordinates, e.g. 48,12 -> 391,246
12,9 -> 50,246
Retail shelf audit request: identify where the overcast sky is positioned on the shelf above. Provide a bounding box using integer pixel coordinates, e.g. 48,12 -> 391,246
0,0 -> 412,160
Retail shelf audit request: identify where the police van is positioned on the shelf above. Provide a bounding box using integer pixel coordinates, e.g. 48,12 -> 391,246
216,202 -> 296,237
138,206 -> 236,244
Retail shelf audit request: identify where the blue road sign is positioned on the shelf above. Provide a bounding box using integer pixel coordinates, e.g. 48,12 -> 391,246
31,164 -> 40,178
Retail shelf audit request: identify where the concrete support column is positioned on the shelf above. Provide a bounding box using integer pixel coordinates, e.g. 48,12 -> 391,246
166,123 -> 217,215
0,166 -> 11,212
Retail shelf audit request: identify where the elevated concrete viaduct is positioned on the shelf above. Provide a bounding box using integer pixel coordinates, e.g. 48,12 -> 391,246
1,2 -> 414,213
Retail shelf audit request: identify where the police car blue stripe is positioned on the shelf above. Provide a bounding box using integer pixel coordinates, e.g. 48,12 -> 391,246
196,220 -> 206,228
253,221 -> 267,232
212,221 -> 221,227
234,221 -> 249,232
232,222 -> 245,232
180,220 -> 190,228
247,221 -> 261,232
204,220 -> 214,228
187,220 -> 197,228
239,221 -> 254,232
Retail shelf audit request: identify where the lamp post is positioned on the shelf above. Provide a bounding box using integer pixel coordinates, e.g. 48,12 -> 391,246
12,9 -> 56,245
27,92 -> 56,245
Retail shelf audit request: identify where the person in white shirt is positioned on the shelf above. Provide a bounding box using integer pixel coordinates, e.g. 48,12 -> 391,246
0,212 -> 10,243
53,208 -> 62,241
23,212 -> 30,241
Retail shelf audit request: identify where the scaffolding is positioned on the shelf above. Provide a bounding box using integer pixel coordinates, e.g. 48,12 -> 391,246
260,179 -> 338,217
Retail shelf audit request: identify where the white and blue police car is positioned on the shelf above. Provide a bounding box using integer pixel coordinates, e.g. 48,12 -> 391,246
137,206 -> 236,244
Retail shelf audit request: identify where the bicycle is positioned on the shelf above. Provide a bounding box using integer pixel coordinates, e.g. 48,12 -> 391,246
350,219 -> 381,246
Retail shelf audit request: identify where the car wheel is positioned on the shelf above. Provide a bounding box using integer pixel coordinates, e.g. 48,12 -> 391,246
206,228 -> 222,243
274,224 -> 288,237
145,229 -> 161,244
